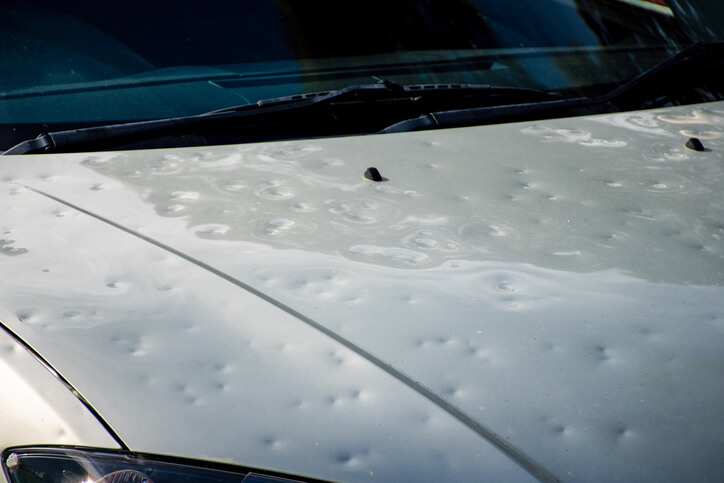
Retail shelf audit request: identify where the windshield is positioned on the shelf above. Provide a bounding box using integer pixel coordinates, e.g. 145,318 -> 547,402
0,0 -> 716,150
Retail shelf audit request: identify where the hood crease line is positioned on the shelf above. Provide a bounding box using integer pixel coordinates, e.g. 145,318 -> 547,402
25,184 -> 560,483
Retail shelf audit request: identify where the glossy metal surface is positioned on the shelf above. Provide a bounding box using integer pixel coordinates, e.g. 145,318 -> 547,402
1,102 -> 723,482
0,307 -> 118,473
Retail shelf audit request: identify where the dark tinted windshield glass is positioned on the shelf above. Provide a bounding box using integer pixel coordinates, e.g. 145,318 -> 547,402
0,0 -> 705,149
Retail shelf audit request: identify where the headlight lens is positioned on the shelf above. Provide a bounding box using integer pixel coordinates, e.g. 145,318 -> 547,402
2,447 -> 314,483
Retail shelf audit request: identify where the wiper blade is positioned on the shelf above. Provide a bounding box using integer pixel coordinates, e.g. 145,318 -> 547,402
2,82 -> 561,155
382,41 -> 724,133
6,43 -> 723,154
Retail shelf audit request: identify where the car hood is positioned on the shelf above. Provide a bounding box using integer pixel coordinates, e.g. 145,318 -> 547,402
1,102 -> 723,482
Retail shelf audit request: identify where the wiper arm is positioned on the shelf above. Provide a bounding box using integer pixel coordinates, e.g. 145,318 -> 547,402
600,40 -> 724,109
3,82 -> 561,155
3,85 -> 352,155
382,41 -> 724,133
6,43 -> 722,154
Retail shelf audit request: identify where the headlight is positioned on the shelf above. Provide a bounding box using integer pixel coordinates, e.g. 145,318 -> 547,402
2,447 -> 316,483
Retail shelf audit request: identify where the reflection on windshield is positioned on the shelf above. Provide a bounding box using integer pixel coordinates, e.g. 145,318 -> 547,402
0,0 -> 698,149
0,0 -> 689,87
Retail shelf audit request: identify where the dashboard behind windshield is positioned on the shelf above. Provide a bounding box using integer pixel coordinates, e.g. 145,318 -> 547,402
0,0 -> 697,150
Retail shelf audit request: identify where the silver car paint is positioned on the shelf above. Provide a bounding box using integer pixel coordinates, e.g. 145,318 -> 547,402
1,101 -> 723,482
0,306 -> 118,483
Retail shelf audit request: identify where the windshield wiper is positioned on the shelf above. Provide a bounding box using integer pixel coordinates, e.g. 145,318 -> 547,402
2,82 -> 561,155
382,41 -> 724,133
5,43 -> 724,154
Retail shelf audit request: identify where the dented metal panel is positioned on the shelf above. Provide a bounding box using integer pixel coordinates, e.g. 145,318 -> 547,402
0,180 -> 539,481
1,102 -> 723,481
0,307 -> 118,454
